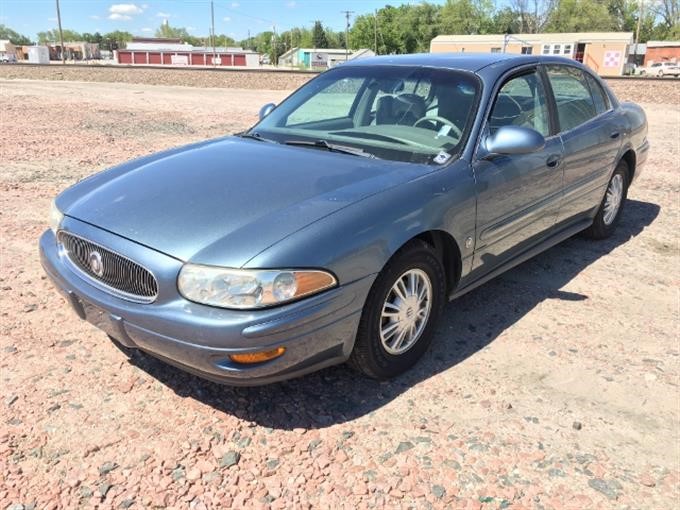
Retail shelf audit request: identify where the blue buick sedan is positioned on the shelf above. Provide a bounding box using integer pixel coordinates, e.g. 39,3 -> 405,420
40,53 -> 649,385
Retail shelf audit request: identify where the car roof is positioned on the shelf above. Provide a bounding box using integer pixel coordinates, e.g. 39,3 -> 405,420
342,52 -> 579,73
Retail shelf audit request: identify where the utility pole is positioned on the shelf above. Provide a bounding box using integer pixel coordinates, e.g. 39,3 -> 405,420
272,24 -> 277,66
634,0 -> 645,67
341,10 -> 354,60
55,0 -> 65,64
210,0 -> 216,65
374,10 -> 378,54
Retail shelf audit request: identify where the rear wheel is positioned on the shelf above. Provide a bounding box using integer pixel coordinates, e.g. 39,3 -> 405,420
582,160 -> 629,239
349,240 -> 445,380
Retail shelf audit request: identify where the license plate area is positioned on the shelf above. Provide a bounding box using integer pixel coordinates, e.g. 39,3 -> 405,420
74,297 -> 136,348
81,299 -> 121,338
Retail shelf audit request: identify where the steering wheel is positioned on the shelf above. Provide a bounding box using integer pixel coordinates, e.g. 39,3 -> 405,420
414,115 -> 462,138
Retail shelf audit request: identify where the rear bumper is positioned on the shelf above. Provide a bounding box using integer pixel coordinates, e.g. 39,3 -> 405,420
39,228 -> 374,386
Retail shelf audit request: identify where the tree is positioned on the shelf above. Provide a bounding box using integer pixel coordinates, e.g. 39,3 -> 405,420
510,0 -> 555,33
312,21 -> 329,48
0,24 -> 31,45
652,0 -> 680,39
546,0 -> 617,32
439,0 -> 494,35
37,28 -> 82,43
155,21 -> 191,41
101,30 -> 133,51
492,7 -> 523,34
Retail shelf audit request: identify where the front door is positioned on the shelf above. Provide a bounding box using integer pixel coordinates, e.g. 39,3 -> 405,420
471,69 -> 564,274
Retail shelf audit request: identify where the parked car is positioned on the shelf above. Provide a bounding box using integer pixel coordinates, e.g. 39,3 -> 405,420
40,54 -> 649,385
640,61 -> 680,77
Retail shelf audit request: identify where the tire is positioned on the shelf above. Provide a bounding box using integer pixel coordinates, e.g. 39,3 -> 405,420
349,240 -> 446,380
582,160 -> 629,239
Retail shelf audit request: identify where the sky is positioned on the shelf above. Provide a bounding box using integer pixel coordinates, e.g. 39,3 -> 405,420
0,0 -> 449,41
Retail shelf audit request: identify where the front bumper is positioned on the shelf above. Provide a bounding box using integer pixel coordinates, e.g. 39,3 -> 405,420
39,222 -> 374,385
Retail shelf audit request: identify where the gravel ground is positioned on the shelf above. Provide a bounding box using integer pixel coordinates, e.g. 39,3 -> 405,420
0,77 -> 678,509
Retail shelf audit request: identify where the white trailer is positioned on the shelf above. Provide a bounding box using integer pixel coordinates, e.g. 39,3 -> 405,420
27,46 -> 50,64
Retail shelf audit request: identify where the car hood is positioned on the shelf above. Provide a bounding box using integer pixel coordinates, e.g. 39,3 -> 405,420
58,137 -> 434,266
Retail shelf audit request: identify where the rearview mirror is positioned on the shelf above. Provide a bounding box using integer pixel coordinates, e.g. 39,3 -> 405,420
259,103 -> 276,120
484,125 -> 545,156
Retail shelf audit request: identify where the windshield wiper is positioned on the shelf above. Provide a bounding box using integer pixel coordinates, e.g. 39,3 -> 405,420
237,131 -> 276,143
284,139 -> 378,159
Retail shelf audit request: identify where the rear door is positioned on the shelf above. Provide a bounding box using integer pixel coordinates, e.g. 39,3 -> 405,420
544,64 -> 625,226
471,68 -> 564,274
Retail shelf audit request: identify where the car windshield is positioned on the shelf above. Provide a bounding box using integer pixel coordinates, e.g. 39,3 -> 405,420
250,65 -> 480,165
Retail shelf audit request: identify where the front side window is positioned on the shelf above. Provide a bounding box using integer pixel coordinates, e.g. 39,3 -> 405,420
521,46 -> 533,55
489,71 -> 550,137
546,65 -> 598,132
253,66 -> 480,165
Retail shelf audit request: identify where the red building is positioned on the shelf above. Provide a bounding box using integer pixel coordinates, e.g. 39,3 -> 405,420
115,37 -> 259,67
644,41 -> 680,65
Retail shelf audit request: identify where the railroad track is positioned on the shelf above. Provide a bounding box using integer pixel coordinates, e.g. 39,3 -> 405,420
7,62 -> 680,80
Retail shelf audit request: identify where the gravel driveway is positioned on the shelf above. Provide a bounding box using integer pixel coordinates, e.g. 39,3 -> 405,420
1,77 -> 678,509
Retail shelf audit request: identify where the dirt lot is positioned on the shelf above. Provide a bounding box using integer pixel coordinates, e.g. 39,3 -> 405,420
1,76 -> 678,510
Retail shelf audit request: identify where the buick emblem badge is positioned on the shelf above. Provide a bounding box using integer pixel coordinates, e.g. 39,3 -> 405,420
88,251 -> 104,277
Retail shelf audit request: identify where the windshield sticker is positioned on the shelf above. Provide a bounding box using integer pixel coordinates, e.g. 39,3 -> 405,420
433,151 -> 452,165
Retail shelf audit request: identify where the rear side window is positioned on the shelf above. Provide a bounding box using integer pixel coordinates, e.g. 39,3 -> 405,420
546,65 -> 597,132
584,73 -> 610,114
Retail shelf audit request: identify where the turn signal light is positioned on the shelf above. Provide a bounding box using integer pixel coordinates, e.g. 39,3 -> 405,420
229,347 -> 286,364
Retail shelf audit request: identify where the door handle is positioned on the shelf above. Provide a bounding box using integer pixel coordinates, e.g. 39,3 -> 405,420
546,154 -> 561,168
610,131 -> 620,139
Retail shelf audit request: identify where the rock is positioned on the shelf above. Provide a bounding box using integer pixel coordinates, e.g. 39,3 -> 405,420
395,441 -> 414,454
4,346 -> 17,354
119,499 -> 135,508
307,439 -> 322,452
5,395 -> 18,406
432,485 -> 446,499
588,478 -> 622,500
171,467 -> 185,481
80,486 -> 93,498
639,473 -> 656,487
573,421 -> 583,431
219,451 -> 240,469
98,482 -> 113,498
186,467 -> 202,481
99,461 -> 119,476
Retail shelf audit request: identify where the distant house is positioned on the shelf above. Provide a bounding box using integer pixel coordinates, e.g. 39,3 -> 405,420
47,41 -> 100,61
278,47 -> 376,69
0,40 -> 17,62
431,32 -> 634,76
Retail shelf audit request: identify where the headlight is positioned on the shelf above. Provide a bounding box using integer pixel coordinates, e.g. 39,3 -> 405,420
177,264 -> 337,309
49,200 -> 64,233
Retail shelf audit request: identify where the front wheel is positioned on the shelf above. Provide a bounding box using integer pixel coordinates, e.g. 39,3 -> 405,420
582,160 -> 629,239
349,240 -> 446,380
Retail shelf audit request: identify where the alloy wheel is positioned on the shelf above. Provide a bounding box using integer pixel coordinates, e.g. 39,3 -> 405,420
603,173 -> 624,225
379,269 -> 432,355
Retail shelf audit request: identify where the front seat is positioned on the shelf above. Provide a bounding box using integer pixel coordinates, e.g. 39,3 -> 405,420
376,93 -> 426,126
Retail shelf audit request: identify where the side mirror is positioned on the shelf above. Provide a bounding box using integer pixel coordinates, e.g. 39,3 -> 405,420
259,103 -> 276,120
484,125 -> 545,156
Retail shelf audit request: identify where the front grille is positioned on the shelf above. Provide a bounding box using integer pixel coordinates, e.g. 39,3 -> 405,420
58,231 -> 158,302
